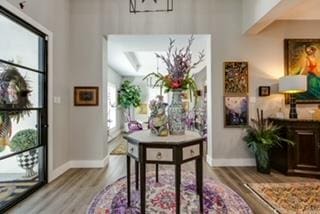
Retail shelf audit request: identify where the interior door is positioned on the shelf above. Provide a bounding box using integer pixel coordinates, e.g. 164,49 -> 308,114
0,6 -> 48,212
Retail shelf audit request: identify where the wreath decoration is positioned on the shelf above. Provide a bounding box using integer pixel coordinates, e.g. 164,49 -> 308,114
0,63 -> 32,151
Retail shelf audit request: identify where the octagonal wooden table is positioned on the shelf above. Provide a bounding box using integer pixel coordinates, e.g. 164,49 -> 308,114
124,130 -> 204,214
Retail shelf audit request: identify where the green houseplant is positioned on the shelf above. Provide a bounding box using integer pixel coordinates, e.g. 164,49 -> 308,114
10,129 -> 38,177
118,80 -> 141,122
243,109 -> 293,174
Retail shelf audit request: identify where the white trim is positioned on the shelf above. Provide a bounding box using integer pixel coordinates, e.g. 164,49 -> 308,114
50,155 -> 109,181
50,161 -> 71,182
206,155 -> 214,166
0,1 -> 55,183
211,158 -> 256,167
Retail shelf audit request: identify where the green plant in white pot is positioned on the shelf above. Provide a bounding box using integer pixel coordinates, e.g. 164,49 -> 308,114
118,80 -> 141,131
243,109 -> 293,174
10,129 -> 38,178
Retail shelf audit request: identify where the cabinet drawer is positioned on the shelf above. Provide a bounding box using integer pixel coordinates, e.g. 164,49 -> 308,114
146,148 -> 173,162
128,143 -> 139,159
183,144 -> 200,160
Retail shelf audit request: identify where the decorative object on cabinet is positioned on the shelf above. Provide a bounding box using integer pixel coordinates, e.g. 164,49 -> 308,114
243,109 -> 293,174
258,86 -> 270,97
279,75 -> 307,119
224,61 -> 248,95
284,39 -> 320,104
74,87 -> 99,106
269,118 -> 320,178
148,95 -> 169,136
130,0 -> 173,14
143,35 -> 205,135
10,129 -> 38,177
224,96 -> 248,128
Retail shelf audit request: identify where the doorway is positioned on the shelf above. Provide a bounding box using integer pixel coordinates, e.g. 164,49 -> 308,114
105,35 -> 212,159
0,6 -> 48,212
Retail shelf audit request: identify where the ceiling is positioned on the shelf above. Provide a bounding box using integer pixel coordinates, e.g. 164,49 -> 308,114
279,0 -> 320,20
107,35 -> 209,77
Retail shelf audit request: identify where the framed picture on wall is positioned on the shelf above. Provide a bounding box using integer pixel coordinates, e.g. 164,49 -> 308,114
224,61 -> 249,95
285,39 -> 320,103
224,96 -> 248,128
74,87 -> 99,106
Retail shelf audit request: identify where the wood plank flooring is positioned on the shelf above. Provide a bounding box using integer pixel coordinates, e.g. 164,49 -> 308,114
7,138 -> 315,214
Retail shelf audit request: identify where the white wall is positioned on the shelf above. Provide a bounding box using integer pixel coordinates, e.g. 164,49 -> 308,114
69,0 -> 108,161
108,67 -> 123,133
6,0 -> 71,169
69,0 -> 319,164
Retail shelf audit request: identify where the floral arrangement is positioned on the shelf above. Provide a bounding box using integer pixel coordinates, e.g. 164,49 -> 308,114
144,35 -> 205,98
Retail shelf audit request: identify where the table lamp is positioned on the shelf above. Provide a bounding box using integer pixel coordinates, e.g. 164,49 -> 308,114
279,75 -> 307,119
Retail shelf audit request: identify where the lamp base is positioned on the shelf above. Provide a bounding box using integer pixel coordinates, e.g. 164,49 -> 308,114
289,94 -> 298,119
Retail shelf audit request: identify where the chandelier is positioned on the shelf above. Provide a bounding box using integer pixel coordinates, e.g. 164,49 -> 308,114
130,0 -> 173,13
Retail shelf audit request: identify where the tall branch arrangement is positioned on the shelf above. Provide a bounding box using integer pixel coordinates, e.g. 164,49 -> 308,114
144,35 -> 205,99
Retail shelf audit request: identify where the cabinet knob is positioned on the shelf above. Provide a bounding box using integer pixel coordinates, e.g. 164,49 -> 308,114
190,149 -> 195,155
156,152 -> 162,160
130,147 -> 134,153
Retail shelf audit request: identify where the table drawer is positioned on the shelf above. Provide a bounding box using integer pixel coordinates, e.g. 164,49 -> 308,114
128,143 -> 139,159
183,144 -> 200,160
146,148 -> 173,162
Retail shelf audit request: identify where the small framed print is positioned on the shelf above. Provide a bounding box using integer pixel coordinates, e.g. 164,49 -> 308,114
259,86 -> 270,97
224,96 -> 249,128
74,87 -> 99,106
224,61 -> 249,95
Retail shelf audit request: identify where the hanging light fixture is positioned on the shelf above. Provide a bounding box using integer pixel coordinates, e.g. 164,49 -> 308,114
130,0 -> 173,13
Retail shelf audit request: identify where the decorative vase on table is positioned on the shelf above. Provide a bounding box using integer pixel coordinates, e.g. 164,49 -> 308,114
143,35 -> 205,136
168,89 -> 186,135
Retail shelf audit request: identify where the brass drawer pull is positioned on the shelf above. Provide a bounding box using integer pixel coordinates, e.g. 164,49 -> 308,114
190,149 -> 195,156
156,152 -> 162,160
130,147 -> 134,153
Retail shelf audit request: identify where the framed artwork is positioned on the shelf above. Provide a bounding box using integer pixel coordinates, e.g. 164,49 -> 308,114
285,39 -> 320,103
74,87 -> 99,106
224,61 -> 249,95
224,96 -> 248,128
259,86 -> 270,97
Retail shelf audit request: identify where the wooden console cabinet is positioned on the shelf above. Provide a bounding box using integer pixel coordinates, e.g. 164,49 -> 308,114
269,118 -> 320,178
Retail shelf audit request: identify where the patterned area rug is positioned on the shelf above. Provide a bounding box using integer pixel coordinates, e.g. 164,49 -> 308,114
88,170 -> 252,214
245,182 -> 320,213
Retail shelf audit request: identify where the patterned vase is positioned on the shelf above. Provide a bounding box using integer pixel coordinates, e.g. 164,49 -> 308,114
16,149 -> 38,178
168,89 -> 186,135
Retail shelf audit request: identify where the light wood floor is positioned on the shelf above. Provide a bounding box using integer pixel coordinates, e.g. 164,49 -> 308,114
8,137 -> 314,214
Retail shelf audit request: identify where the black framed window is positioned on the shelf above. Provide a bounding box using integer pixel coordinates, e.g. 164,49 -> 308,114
0,6 -> 48,212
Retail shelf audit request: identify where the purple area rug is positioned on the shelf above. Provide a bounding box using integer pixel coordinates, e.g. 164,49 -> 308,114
87,170 -> 252,214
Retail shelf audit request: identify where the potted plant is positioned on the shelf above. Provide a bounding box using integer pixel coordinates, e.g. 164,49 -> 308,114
10,129 -> 38,178
243,109 -> 293,174
118,80 -> 141,131
0,63 -> 32,151
143,35 -> 205,135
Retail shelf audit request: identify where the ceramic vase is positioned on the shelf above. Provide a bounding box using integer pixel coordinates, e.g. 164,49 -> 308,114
168,89 -> 186,135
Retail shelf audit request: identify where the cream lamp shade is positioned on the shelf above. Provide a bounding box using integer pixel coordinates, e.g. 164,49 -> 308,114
279,75 -> 307,94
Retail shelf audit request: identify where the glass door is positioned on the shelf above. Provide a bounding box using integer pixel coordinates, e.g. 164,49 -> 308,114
0,6 -> 48,212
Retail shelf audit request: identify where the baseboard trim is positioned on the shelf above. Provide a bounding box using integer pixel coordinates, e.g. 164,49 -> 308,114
211,158 -> 256,167
49,155 -> 109,182
49,161 -> 71,182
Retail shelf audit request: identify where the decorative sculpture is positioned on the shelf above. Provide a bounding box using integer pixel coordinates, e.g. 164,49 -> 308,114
148,96 -> 169,136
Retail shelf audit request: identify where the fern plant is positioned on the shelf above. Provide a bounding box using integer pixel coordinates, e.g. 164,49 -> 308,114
243,109 -> 293,173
